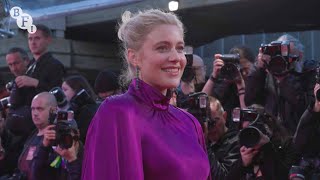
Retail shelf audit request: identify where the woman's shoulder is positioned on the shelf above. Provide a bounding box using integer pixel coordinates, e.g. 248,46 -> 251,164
170,106 -> 203,129
96,92 -> 137,116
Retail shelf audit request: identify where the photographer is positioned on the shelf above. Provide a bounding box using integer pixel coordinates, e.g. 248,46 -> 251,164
0,104 -> 27,177
5,47 -> 35,137
245,34 -> 315,134
176,53 -> 207,109
180,54 -> 206,93
202,46 -> 255,129
32,112 -> 82,180
291,83 -> 320,179
14,92 -> 82,180
61,75 -> 98,143
207,97 -> 240,180
226,108 -> 299,180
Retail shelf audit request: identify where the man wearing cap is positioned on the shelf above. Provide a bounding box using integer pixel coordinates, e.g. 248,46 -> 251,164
94,70 -> 121,100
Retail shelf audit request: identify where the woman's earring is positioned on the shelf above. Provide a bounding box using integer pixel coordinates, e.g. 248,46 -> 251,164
135,66 -> 140,90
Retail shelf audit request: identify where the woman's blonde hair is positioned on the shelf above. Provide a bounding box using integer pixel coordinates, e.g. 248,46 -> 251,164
117,9 -> 185,87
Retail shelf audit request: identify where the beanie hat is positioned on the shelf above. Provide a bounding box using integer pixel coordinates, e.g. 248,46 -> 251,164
94,70 -> 119,93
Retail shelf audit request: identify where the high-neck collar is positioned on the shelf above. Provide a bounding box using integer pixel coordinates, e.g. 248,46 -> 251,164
128,79 -> 171,111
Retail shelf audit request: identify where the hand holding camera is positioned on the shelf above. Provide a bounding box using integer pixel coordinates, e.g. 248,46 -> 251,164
212,54 -> 224,78
240,146 -> 259,167
42,124 -> 56,147
256,48 -> 271,70
44,110 -> 79,149
213,53 -> 243,84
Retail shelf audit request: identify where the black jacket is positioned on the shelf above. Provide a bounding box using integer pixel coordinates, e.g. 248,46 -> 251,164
293,102 -> 320,157
245,67 -> 315,134
25,52 -> 65,106
32,143 -> 83,180
207,128 -> 240,180
0,130 -> 26,176
226,139 -> 299,180
74,103 -> 98,143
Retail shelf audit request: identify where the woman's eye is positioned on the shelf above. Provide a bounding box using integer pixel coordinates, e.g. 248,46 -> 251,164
176,46 -> 185,53
157,46 -> 169,52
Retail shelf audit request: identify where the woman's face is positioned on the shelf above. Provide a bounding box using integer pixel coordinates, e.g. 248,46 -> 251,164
62,82 -> 76,102
133,24 -> 186,95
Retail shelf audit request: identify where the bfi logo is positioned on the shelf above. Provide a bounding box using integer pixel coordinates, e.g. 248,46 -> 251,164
10,6 -> 37,34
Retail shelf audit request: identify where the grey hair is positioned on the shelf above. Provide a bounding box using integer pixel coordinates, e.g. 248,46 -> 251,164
277,34 -> 304,53
117,9 -> 185,87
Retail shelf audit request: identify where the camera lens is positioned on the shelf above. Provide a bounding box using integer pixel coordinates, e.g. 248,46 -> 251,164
220,63 -> 239,81
239,127 -> 261,148
59,134 -> 73,149
267,56 -> 287,75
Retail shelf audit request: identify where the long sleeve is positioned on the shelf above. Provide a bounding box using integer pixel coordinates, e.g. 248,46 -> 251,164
293,104 -> 320,156
245,67 -> 267,106
82,100 -> 143,180
32,144 -> 53,180
75,104 -> 98,144
209,144 -> 240,180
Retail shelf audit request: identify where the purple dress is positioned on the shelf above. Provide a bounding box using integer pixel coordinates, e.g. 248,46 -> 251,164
82,79 -> 210,180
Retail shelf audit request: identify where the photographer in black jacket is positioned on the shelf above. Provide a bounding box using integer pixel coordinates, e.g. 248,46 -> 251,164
207,96 -> 240,180
245,34 -> 316,135
61,75 -> 98,143
291,83 -> 320,179
226,108 -> 299,180
202,45 -> 255,129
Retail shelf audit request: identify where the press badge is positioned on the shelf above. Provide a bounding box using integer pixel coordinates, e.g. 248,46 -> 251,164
26,146 -> 36,160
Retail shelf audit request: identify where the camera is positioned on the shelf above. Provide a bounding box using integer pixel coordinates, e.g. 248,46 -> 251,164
51,110 -> 78,149
177,92 -> 211,126
261,41 -> 299,76
49,87 -> 68,109
238,109 -> 271,148
219,54 -> 240,82
0,97 -> 10,111
181,53 -> 195,82
70,89 -> 94,113
6,81 -> 22,109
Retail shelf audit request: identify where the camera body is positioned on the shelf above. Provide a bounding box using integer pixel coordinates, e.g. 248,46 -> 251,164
177,92 -> 212,126
6,81 -> 23,109
0,97 -> 10,111
51,110 -> 78,149
261,41 -> 299,76
219,54 -> 241,82
70,89 -> 94,113
49,87 -> 68,109
238,109 -> 271,148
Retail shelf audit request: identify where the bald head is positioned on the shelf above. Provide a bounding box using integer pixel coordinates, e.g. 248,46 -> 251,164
31,92 -> 57,130
33,92 -> 57,107
192,54 -> 206,84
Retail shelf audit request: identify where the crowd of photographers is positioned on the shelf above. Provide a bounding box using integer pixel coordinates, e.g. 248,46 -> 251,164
0,24 -> 121,180
175,34 -> 320,180
0,23 -> 320,180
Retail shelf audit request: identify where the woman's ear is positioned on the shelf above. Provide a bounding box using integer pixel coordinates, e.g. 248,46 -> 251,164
127,48 -> 140,67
